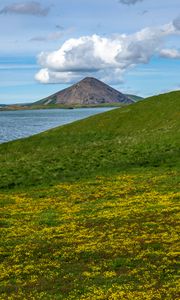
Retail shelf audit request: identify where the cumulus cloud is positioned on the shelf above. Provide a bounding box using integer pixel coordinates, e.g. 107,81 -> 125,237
118,0 -> 144,5
35,22 -> 177,84
160,49 -> 180,59
35,69 -> 80,84
0,1 -> 50,16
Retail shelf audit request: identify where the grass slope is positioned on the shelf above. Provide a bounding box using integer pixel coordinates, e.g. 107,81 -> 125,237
125,94 -> 143,102
0,91 -> 180,299
1,172 -> 179,299
0,91 -> 179,190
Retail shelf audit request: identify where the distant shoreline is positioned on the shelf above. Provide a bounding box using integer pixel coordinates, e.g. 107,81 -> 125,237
0,102 -> 126,112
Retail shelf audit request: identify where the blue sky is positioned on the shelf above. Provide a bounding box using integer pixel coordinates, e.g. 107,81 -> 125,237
0,0 -> 180,104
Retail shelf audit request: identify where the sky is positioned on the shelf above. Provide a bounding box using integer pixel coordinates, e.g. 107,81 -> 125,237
0,0 -> 180,104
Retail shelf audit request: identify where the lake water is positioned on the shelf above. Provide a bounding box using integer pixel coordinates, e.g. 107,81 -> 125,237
0,108 -> 113,144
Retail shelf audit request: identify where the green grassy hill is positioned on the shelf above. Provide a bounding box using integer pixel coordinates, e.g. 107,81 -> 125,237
0,91 -> 180,299
125,94 -> 143,102
0,91 -> 179,190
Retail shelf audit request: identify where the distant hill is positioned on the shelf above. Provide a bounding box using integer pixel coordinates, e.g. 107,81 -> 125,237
34,77 -> 133,106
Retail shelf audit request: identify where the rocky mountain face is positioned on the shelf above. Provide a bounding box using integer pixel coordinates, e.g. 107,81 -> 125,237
37,77 -> 134,105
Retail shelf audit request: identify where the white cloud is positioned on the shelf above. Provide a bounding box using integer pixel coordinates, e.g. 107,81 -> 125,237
35,69 -> 83,84
118,0 -> 144,5
0,1 -> 50,16
160,49 -> 180,59
35,22 -> 178,84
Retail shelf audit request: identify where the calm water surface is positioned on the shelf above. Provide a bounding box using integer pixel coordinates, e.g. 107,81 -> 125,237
0,108 -> 113,144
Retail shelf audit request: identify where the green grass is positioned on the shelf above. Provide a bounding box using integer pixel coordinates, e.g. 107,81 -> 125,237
125,94 -> 143,102
0,91 -> 179,190
0,90 -> 180,299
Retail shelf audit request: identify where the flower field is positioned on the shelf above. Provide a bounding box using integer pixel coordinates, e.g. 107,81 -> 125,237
1,170 -> 179,299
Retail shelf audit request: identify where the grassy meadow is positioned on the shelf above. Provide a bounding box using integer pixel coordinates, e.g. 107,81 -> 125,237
0,91 -> 180,299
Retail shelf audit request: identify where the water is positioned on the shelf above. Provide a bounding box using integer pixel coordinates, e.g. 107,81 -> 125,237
0,108 -> 113,144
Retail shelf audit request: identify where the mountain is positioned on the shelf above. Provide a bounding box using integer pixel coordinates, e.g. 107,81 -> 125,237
35,77 -> 133,106
0,104 -> 8,108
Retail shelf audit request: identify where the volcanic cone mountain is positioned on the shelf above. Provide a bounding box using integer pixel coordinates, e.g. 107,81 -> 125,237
36,77 -> 133,106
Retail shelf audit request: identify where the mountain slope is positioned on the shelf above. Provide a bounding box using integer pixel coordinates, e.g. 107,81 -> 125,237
35,77 -> 133,106
0,90 -> 179,189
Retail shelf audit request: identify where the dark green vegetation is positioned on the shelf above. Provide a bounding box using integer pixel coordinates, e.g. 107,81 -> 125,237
25,101 -> 127,110
0,91 -> 179,190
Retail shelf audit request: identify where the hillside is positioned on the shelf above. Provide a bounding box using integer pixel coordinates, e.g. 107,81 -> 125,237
35,77 -> 133,106
0,90 -> 179,189
125,94 -> 143,102
0,90 -> 179,299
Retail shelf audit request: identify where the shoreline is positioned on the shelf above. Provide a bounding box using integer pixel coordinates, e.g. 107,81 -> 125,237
0,102 -> 126,112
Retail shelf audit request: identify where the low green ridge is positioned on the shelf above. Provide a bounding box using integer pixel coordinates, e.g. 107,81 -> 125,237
0,90 -> 179,190
125,94 -> 143,101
